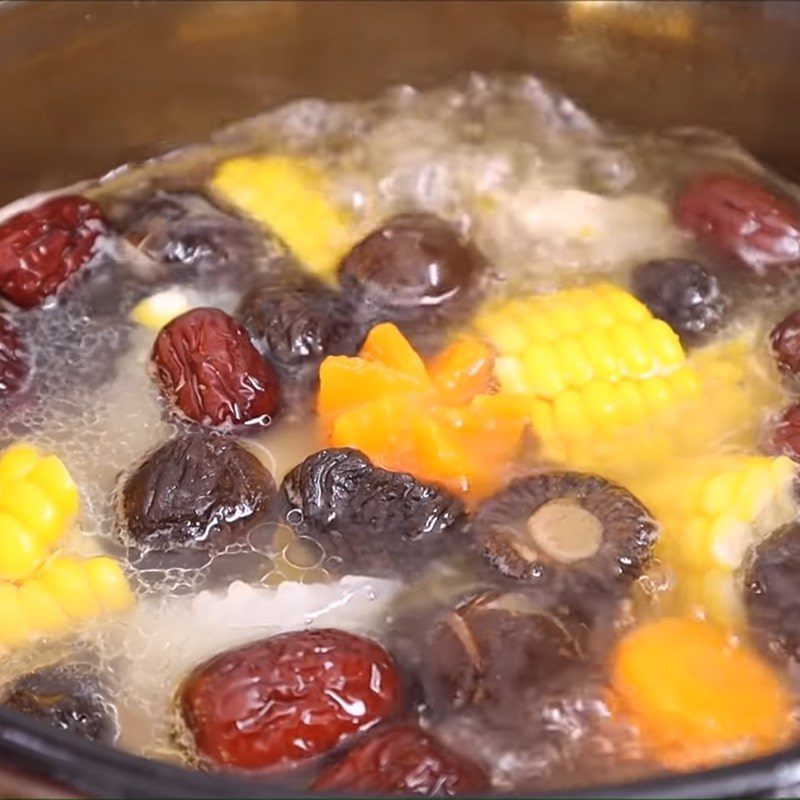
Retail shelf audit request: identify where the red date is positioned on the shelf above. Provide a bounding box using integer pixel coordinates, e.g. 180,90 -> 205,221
151,307 -> 280,429
0,195 -> 106,308
180,628 -> 402,771
312,724 -> 489,796
768,402 -> 800,462
0,314 -> 28,400
770,310 -> 800,376
677,174 -> 800,276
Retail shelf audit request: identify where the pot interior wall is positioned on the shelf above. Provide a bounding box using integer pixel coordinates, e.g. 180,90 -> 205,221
1,1 -> 800,203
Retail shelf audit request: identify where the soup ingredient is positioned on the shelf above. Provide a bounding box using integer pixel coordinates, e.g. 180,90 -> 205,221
743,522 -> 800,662
0,556 -> 132,648
337,213 -> 486,333
116,432 -> 276,554
318,323 -> 528,498
631,258 -> 728,346
2,662 -> 117,743
610,617 -> 791,770
0,195 -> 106,309
472,472 -> 656,603
677,174 -> 800,277
474,283 -> 684,399
180,628 -> 402,770
130,288 -> 192,330
770,310 -> 800,377
151,307 -> 280,428
275,448 -> 466,577
768,402 -> 800,461
0,443 -> 79,581
212,155 -> 351,277
312,724 -> 489,795
0,315 -> 29,403
115,190 -> 270,275
420,592 -> 584,716
630,455 -> 797,624
476,286 -> 777,478
237,268 -> 361,390
473,283 -> 686,466
122,576 -> 402,708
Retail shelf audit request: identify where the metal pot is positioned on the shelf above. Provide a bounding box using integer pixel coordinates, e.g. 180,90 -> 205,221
2,1 -> 800,797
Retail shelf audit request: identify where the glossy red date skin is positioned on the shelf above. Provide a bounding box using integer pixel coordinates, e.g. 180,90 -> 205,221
151,307 -> 280,429
0,195 -> 106,308
770,310 -> 800,376
677,174 -> 800,276
180,628 -> 402,771
0,315 -> 28,399
769,402 -> 800,462
313,724 -> 489,796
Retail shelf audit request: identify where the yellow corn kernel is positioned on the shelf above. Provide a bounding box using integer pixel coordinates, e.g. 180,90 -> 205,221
0,513 -> 47,581
521,344 -> 567,398
17,579 -> 70,634
37,557 -> 102,620
84,557 -> 134,613
28,455 -> 80,520
0,444 -> 79,580
601,284 -> 651,323
553,337 -> 595,388
0,554 -> 133,649
130,288 -> 191,330
630,455 -> 797,625
0,584 -> 30,646
581,329 -> 620,382
212,155 -> 351,277
553,389 -> 594,443
608,322 -> 653,376
0,443 -> 39,482
0,482 -> 60,547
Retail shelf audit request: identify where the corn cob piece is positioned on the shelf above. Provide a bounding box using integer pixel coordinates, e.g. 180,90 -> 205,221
212,155 -> 352,277
0,443 -> 79,581
0,556 -> 133,649
477,283 -> 685,399
630,455 -> 797,625
476,286 -> 782,478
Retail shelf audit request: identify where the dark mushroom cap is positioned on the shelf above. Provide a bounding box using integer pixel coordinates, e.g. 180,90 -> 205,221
471,472 -> 656,604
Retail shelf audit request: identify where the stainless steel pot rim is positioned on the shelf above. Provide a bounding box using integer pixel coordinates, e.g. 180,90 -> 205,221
0,704 -> 797,800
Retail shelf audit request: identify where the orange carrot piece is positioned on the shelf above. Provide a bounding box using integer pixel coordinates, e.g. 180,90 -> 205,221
359,322 -> 429,382
428,337 -> 495,404
318,357 -> 424,417
610,617 -> 791,770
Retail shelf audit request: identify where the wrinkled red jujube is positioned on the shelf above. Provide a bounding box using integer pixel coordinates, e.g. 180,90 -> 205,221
0,314 -> 28,400
151,307 -> 280,428
180,629 -> 402,771
677,174 -> 800,277
0,195 -> 106,308
312,724 -> 489,796
768,403 -> 800,462
770,310 -> 800,376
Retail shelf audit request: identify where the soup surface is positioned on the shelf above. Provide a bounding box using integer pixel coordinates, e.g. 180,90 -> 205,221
1,73 -> 800,793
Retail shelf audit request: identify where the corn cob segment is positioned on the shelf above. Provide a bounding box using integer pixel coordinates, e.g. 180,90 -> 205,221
212,155 -> 352,278
476,284 -> 685,400
630,455 -> 797,625
0,443 -> 79,581
477,283 -> 783,479
0,556 -> 133,649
